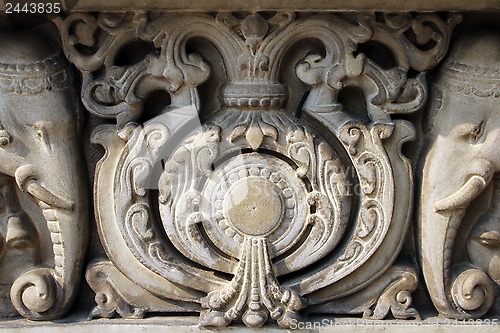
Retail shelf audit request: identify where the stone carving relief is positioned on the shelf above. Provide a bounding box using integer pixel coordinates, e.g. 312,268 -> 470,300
0,7 -> 499,329
466,174 -> 500,313
54,11 -> 459,327
419,29 -> 500,319
0,30 -> 88,320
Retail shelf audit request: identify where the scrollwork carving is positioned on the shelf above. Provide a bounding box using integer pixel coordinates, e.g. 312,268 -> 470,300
86,260 -> 195,319
56,12 -> 212,126
311,265 -> 420,320
54,9 -> 461,327
10,268 -> 58,319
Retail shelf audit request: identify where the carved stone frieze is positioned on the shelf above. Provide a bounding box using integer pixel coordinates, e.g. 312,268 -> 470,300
0,5 -> 499,330
52,10 -> 460,328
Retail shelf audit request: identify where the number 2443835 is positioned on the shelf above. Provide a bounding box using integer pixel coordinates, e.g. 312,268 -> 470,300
5,2 -> 61,14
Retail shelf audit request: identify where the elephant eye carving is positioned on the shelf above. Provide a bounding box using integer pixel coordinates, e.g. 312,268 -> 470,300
459,121 -> 485,144
469,121 -> 485,144
28,124 -> 50,149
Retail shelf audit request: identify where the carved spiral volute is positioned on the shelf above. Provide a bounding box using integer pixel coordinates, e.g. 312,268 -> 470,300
10,268 -> 59,320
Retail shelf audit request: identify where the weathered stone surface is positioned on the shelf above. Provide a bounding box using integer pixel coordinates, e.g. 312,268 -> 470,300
0,3 -> 499,331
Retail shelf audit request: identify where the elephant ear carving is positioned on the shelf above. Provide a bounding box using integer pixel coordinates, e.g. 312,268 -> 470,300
0,30 -> 88,320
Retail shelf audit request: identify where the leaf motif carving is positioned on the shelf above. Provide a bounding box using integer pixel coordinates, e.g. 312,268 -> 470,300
358,200 -> 383,238
229,123 -> 248,142
357,162 -> 377,195
127,203 -> 154,241
258,118 -> 278,141
359,207 -> 376,238
338,241 -> 362,262
246,125 -> 264,150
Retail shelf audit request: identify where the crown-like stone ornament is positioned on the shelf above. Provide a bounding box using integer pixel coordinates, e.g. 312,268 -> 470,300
57,11 -> 460,327
0,53 -> 72,94
439,61 -> 500,98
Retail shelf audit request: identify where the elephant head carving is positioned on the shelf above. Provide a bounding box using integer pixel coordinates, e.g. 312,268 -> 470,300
419,29 -> 500,319
0,30 -> 88,320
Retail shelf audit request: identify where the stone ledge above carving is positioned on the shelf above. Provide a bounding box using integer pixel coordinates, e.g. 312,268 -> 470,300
30,0 -> 500,11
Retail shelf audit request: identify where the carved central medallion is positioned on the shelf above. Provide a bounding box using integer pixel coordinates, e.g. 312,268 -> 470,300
200,153 -> 307,257
224,176 -> 283,236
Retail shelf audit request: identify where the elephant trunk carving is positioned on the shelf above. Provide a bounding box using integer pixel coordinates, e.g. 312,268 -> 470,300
420,193 -> 495,318
0,30 -> 88,320
419,29 -> 500,319
10,161 -> 88,320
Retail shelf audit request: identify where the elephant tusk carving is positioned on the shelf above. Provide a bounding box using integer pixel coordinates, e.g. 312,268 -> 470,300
14,165 -> 74,211
25,182 -> 74,211
434,173 -> 492,213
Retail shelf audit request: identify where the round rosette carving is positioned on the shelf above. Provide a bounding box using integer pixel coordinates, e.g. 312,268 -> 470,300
198,154 -> 308,259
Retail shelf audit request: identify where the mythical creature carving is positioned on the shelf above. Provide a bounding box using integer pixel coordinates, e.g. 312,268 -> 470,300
0,30 -> 88,320
419,28 -> 500,319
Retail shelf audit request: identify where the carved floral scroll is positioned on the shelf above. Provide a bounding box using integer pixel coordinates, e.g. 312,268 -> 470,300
0,8 -> 498,328
54,11 -> 461,327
